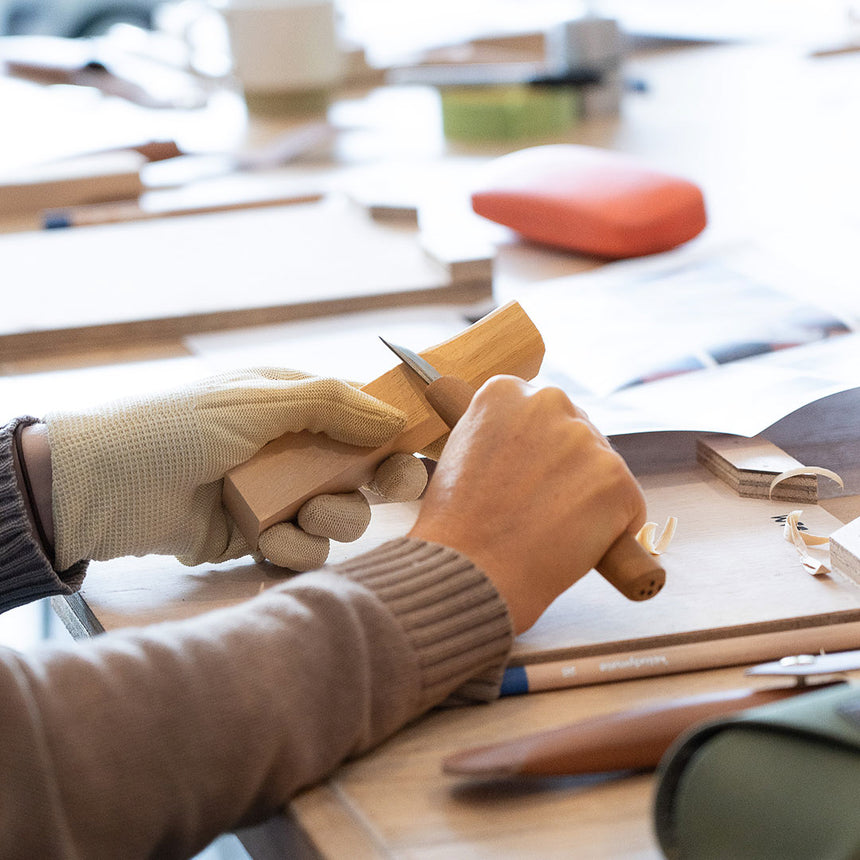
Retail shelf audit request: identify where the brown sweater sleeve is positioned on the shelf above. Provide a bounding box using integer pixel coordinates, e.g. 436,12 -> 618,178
0,418 -> 87,612
0,537 -> 513,859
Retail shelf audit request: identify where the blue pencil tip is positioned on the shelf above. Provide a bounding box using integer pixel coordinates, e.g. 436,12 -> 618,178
44,213 -> 71,229
499,665 -> 529,696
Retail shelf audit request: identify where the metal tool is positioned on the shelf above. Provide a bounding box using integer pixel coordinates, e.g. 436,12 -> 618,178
380,337 -> 666,602
746,649 -> 860,681
379,337 -> 476,427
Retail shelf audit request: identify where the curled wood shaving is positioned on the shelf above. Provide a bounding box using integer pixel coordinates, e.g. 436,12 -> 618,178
768,467 -> 844,499
783,510 -> 830,575
636,517 -> 677,555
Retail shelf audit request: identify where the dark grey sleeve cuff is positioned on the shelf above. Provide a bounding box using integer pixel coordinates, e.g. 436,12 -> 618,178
333,537 -> 514,707
0,418 -> 88,614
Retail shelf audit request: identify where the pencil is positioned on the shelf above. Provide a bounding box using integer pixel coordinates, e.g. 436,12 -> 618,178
43,190 -> 324,228
499,618 -> 860,696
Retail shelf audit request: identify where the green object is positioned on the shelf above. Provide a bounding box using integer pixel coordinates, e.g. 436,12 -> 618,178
439,85 -> 580,141
655,684 -> 860,859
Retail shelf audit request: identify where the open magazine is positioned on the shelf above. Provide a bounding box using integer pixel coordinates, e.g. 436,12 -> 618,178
513,243 -> 860,436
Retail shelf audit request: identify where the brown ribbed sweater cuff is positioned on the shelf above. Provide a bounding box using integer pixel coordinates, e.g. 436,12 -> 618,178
333,537 -> 514,706
0,418 -> 87,614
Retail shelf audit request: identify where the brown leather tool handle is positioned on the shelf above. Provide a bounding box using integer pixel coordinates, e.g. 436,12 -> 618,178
442,681 -> 844,778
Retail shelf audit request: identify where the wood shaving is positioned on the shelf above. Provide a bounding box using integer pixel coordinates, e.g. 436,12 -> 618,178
770,466 -> 844,576
783,509 -> 830,575
636,517 -> 677,555
769,467 -> 844,499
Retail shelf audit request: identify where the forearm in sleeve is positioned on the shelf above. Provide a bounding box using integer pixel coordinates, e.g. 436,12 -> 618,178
0,538 -> 512,860
0,418 -> 87,613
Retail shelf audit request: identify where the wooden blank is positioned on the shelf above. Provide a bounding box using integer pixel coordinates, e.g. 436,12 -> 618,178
348,191 -> 420,225
223,300 -> 545,545
696,433 -> 818,502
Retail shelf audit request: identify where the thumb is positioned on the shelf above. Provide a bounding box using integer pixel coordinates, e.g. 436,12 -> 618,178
291,378 -> 407,448
217,370 -> 407,449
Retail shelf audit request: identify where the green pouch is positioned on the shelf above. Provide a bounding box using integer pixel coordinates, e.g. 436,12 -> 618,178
654,683 -> 860,859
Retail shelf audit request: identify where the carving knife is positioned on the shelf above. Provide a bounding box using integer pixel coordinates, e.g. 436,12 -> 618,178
379,337 -> 477,427
379,338 -> 666,602
222,301 -> 545,546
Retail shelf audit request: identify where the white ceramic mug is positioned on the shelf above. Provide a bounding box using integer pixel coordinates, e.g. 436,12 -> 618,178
219,0 -> 341,111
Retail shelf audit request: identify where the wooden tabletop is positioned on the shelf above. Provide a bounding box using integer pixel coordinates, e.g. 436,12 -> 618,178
284,667 -> 783,859
50,421 -> 860,859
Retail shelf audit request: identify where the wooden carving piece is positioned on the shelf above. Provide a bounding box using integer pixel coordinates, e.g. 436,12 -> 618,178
696,433 -> 818,503
223,301 -> 545,546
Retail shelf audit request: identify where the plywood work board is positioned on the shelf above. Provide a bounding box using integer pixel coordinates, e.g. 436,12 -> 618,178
55,425 -> 860,681
696,433 -> 818,502
0,194 -> 494,360
507,429 -> 860,683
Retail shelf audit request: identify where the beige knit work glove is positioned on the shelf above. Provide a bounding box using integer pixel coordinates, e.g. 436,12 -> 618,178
45,368 -> 429,572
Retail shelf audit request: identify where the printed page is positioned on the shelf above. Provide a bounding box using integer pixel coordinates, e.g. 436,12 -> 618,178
518,243 -> 860,435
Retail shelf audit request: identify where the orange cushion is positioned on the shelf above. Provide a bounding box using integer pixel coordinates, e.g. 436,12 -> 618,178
470,144 -> 707,259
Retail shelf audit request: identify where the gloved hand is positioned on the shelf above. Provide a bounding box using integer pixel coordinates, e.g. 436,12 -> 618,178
45,368 -> 429,572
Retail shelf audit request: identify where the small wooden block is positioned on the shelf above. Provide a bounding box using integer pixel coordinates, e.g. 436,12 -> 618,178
223,300 -> 545,545
366,201 -> 420,224
369,204 -> 420,223
421,233 -> 495,284
696,433 -> 818,503
347,190 -> 420,224
831,516 -> 860,583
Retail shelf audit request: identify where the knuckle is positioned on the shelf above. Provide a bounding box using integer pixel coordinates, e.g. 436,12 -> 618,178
478,375 -> 527,401
534,385 -> 570,407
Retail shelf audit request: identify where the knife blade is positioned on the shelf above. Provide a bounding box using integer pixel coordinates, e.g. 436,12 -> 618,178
746,649 -> 860,678
379,338 -> 666,603
379,337 -> 476,428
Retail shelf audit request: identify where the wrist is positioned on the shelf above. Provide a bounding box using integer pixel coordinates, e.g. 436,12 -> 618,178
333,537 -> 514,705
408,521 -> 538,634
12,423 -> 55,560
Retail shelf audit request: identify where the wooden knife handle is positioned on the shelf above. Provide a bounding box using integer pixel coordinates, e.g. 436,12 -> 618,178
426,373 -> 663,602
598,532 -> 665,601
423,375 -> 476,428
424,374 -> 663,602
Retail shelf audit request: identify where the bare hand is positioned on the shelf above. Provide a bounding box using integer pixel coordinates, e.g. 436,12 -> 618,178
409,376 -> 647,633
